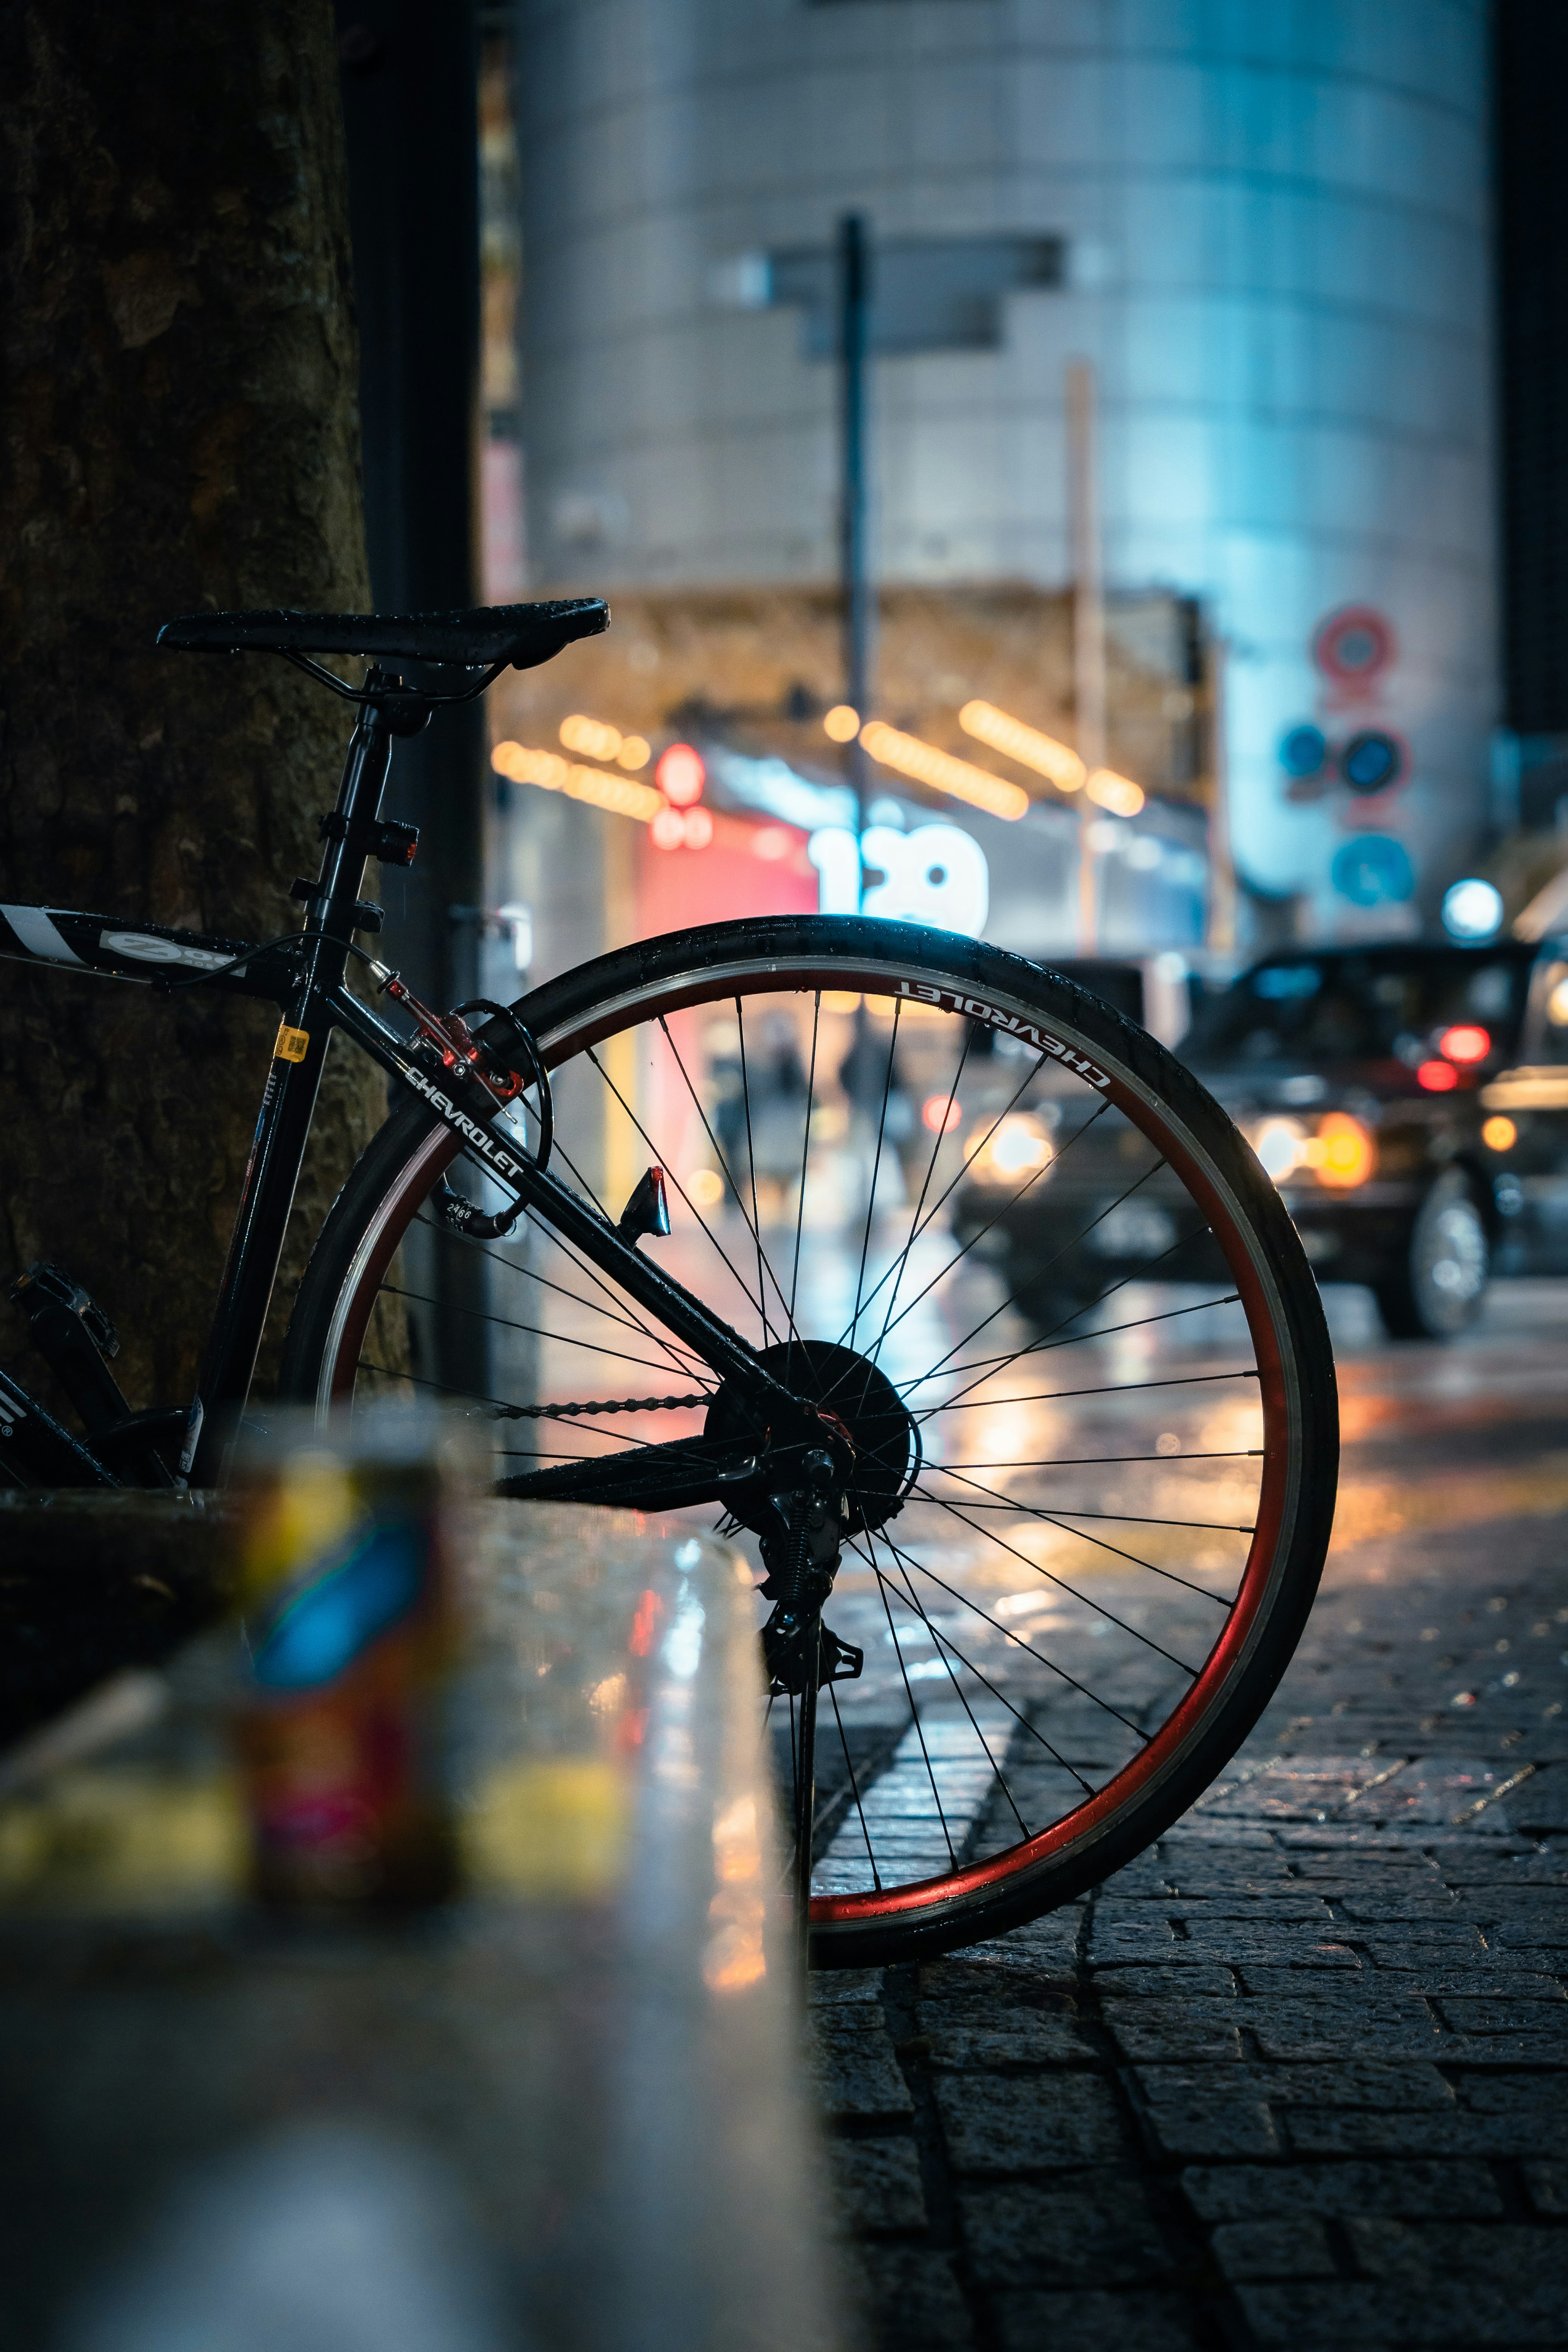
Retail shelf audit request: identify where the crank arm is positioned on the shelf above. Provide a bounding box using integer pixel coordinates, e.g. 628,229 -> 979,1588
497,1429 -> 854,1515
497,1436 -> 760,1511
0,1367 -> 119,1487
332,987 -> 806,1423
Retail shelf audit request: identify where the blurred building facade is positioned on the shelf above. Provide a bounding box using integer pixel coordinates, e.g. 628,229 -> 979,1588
507,0 -> 1495,950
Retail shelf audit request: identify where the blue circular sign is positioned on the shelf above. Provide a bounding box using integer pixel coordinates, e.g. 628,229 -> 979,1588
1340,729 -> 1403,794
1331,835 -> 1414,907
1279,724 -> 1327,780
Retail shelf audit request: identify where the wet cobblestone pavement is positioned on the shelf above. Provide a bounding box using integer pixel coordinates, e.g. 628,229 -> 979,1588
809,1282 -> 1568,2350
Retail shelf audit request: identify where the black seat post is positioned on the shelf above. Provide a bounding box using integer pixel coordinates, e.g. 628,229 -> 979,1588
304,671 -> 398,949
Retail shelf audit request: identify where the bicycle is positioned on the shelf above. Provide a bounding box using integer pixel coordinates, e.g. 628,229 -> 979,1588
0,599 -> 1338,1967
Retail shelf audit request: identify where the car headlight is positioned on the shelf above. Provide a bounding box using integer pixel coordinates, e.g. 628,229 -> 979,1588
1253,1115 -> 1308,1183
963,1110 -> 1056,1183
1248,1110 -> 1376,1190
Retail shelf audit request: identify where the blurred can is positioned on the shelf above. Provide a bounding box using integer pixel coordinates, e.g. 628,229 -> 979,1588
231,1412 -> 471,1911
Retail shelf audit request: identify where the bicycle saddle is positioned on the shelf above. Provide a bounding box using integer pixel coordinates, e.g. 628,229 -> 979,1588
157,598 -> 608,671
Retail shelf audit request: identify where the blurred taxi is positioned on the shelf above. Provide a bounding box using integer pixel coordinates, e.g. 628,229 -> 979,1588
953,941 -> 1545,1341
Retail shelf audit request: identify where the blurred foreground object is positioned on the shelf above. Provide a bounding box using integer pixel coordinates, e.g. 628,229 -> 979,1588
0,1503 -> 841,2351
232,1413 -> 468,1912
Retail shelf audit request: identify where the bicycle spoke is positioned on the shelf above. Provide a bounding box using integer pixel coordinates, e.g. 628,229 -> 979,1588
827,1677 -> 881,1891
655,1013 -> 804,1347
733,999 -> 772,1349
870,1020 -> 973,1359
915,1368 -> 1263,1415
842,1045 -> 1049,1337
906,1488 -> 1207,1668
788,994 -> 821,1330
904,1459 -> 1251,1600
417,1213 -> 705,1363
870,1542 -> 957,1868
895,1147 -> 1175,1390
910,1292 -> 1245,1411
849,997 -> 902,1343
585,1041 -> 775,1339
935,1450 -> 1263,1470
858,1514 -> 1156,1728
880,1554 -> 1033,1842
851,1529 -> 1097,1791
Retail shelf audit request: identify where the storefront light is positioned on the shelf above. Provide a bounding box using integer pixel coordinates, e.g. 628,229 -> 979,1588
655,743 -> 706,806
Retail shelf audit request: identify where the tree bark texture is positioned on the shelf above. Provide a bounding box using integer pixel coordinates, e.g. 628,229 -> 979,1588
0,2 -> 382,1417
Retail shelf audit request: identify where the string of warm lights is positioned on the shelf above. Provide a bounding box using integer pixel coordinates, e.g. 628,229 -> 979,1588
1084,768 -> 1145,817
858,721 -> 1029,822
490,742 -> 666,823
960,700 -> 1086,792
959,698 -> 1147,815
559,714 -> 652,771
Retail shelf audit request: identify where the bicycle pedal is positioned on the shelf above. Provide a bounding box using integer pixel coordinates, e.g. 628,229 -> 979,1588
10,1260 -> 133,1443
10,1262 -> 120,1360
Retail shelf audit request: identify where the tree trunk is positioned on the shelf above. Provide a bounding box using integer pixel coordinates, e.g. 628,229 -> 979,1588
0,2 -> 382,1419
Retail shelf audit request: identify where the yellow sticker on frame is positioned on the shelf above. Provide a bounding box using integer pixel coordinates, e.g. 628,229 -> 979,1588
273,1025 -> 310,1064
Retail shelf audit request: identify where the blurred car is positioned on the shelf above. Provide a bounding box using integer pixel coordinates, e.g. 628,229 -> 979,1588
953,939 -> 1551,1341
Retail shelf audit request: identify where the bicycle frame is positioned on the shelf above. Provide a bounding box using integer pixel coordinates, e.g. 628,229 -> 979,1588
1,690 -> 801,1487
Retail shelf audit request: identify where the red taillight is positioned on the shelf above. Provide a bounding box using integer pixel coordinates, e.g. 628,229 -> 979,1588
1417,1059 -> 1458,1091
1439,1024 -> 1490,1063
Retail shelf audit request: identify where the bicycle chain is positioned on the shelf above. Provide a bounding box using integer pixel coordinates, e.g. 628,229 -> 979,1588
496,1390 -> 712,1422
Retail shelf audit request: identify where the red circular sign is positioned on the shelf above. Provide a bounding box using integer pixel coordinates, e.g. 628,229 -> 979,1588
1312,605 -> 1396,686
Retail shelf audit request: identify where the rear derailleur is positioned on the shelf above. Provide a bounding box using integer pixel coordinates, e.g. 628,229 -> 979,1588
757,1446 -> 864,1697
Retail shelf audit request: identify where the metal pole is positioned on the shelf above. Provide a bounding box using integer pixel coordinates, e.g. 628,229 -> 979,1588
336,0 -> 489,1403
1205,635 -> 1238,958
839,213 -> 872,828
1067,357 -> 1106,955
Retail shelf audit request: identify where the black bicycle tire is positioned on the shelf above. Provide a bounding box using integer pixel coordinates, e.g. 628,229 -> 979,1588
279,915 -> 1338,1967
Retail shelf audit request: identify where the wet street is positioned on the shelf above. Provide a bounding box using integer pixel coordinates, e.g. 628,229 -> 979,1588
809,1275 -> 1568,2352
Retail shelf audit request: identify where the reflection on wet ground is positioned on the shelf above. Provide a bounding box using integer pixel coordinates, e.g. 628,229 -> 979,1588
815,1276 -> 1568,2350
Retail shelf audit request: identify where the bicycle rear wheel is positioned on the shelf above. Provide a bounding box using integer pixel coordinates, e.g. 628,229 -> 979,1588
281,916 -> 1337,1967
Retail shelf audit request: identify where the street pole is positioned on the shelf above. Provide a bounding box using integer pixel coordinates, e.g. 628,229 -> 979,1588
839,213 -> 872,830
1067,357 -> 1106,955
336,0 -> 489,1402
1205,636 -> 1238,960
